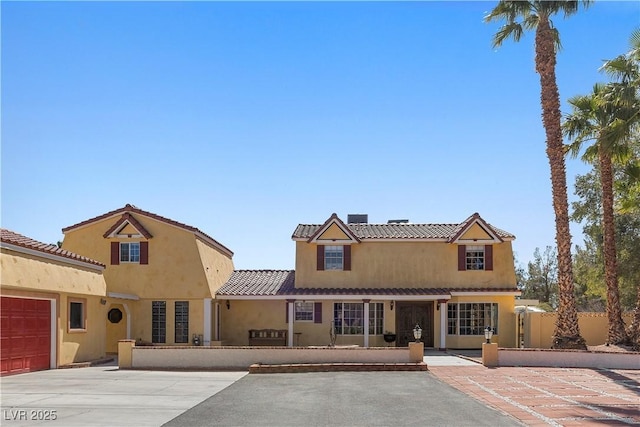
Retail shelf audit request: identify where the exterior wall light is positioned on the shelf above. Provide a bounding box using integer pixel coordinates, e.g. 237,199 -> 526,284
485,326 -> 494,344
413,324 -> 422,342
226,300 -> 230,310
390,301 -> 394,311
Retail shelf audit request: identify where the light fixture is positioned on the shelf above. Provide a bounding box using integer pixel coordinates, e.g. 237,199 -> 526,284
413,324 -> 422,342
100,298 -> 107,305
485,326 -> 493,344
226,300 -> 230,310
390,301 -> 394,311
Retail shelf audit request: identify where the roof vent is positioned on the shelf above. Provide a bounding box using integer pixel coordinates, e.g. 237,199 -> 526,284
387,219 -> 409,224
347,214 -> 368,224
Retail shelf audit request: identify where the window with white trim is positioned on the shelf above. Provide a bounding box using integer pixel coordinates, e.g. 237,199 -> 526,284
333,302 -> 384,335
324,245 -> 343,270
120,242 -> 140,263
465,245 -> 485,270
295,302 -> 314,321
447,303 -> 498,335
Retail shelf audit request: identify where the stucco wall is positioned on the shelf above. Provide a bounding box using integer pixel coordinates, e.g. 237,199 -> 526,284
497,348 -> 640,369
131,346 -> 411,369
294,241 -> 516,288
62,215 -> 232,300
524,312 -> 634,348
1,249 -> 107,365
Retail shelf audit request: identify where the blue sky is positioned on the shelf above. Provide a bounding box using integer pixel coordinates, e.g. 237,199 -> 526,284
2,1 -> 639,270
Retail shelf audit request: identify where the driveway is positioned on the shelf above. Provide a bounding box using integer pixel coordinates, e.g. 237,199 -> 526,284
0,363 -> 247,426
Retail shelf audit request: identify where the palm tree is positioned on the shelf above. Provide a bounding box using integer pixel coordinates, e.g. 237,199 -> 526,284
563,83 -> 633,345
485,1 -> 590,349
600,30 -> 640,348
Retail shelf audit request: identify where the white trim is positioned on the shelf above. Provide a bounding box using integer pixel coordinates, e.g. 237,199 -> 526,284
450,291 -> 521,296
293,237 -> 514,243
287,302 -> 294,347
221,294 -> 451,301
308,218 -> 359,245
123,303 -> 131,340
105,219 -> 145,239
451,218 -> 503,244
107,292 -> 140,300
363,301 -> 370,348
439,301 -> 447,350
50,299 -> 57,369
1,242 -> 104,271
203,298 -> 212,346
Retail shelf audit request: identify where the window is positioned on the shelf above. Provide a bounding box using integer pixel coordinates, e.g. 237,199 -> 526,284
175,301 -> 189,344
333,302 -> 384,335
466,245 -> 484,270
68,298 -> 86,331
295,302 -> 314,321
120,242 -> 140,263
447,303 -> 498,335
324,246 -> 343,270
368,303 -> 384,335
152,301 -> 166,343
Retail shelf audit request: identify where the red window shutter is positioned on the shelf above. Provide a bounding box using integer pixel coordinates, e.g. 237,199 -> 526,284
111,242 -> 120,265
314,302 -> 322,323
485,245 -> 493,271
343,245 -> 351,271
457,245 -> 466,271
140,241 -> 149,265
317,245 -> 324,271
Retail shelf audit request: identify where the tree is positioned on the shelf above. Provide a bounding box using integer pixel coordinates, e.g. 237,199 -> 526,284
520,246 -> 559,307
485,0 -> 590,349
563,84 -> 631,344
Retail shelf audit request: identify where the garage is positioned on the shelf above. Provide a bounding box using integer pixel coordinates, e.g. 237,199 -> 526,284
1,297 -> 52,376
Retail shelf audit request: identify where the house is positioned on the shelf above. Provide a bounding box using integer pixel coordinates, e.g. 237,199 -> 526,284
61,204 -> 235,352
217,213 -> 520,349
1,229 -> 107,375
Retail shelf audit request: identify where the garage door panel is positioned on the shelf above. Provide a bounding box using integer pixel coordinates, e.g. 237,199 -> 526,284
1,297 -> 51,376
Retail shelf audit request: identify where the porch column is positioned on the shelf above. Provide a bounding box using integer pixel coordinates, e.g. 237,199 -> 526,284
363,299 -> 370,348
439,300 -> 447,350
123,303 -> 131,340
214,302 -> 220,341
203,298 -> 212,346
287,299 -> 295,347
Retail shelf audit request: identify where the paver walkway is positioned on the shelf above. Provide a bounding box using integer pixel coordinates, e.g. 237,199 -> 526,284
429,364 -> 640,426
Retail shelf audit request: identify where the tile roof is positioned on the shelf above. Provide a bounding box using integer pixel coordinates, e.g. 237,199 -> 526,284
292,214 -> 515,241
62,204 -> 233,256
1,228 -> 105,268
217,270 -> 518,298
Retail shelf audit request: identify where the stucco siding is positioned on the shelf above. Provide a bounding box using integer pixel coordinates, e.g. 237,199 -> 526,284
295,241 -> 516,288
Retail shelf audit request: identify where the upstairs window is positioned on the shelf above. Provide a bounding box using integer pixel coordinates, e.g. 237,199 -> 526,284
120,242 -> 140,263
457,244 -> 493,271
317,245 -> 351,271
466,245 -> 484,270
111,241 -> 149,265
324,245 -> 343,270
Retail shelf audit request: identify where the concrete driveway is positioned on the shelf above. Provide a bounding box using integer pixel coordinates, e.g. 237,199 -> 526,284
0,363 -> 247,426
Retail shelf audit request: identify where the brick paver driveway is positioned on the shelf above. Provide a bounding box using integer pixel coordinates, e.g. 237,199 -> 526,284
429,365 -> 640,426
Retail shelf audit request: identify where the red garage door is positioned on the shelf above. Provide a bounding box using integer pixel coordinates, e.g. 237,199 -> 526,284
1,297 -> 51,376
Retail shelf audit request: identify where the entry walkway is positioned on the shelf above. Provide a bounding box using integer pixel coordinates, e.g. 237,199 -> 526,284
429,364 -> 640,426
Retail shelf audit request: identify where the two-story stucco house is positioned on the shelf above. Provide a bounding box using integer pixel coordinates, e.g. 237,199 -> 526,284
1,229 -> 107,375
217,213 -> 520,349
61,204 -> 235,352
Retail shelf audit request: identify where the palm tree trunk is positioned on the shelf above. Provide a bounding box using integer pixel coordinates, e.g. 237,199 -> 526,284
535,15 -> 586,349
599,149 -> 629,345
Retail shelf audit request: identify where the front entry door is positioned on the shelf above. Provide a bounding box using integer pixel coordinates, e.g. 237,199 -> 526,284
396,302 -> 434,347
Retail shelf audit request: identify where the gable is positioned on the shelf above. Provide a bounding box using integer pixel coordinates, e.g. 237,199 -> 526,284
459,223 -> 493,241
317,223 -> 351,241
103,213 -> 153,239
119,223 -> 139,236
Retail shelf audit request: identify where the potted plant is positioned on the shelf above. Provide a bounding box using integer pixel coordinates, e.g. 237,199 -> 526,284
383,331 -> 396,343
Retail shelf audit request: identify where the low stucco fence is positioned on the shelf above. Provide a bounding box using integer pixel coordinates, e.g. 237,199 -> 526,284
481,344 -> 640,370
118,341 -> 412,370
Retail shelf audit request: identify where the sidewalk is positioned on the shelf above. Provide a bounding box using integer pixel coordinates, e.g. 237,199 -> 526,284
429,364 -> 640,426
